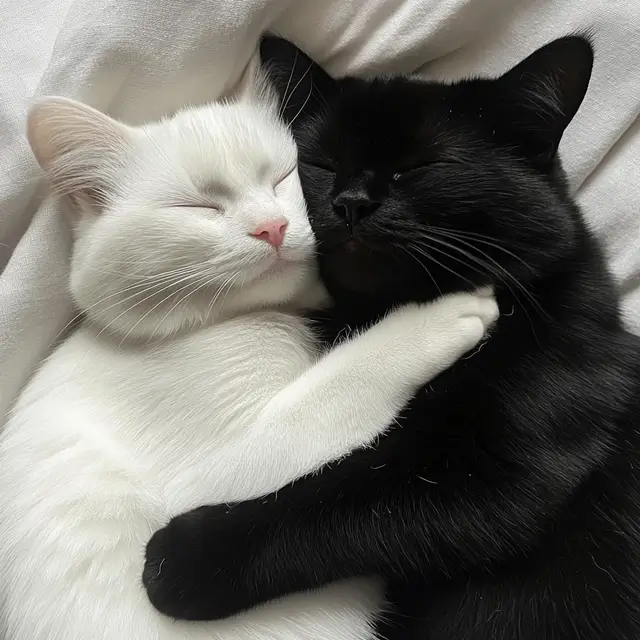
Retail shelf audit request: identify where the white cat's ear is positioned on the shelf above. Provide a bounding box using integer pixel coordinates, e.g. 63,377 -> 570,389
227,52 -> 278,108
27,96 -> 134,213
228,53 -> 260,102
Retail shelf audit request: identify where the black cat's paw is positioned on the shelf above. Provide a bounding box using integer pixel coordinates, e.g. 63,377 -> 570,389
143,506 -> 241,621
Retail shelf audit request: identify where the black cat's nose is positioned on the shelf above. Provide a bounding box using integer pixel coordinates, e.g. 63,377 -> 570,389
332,192 -> 380,227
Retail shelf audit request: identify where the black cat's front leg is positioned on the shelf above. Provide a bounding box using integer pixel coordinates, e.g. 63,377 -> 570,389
143,445 -> 585,621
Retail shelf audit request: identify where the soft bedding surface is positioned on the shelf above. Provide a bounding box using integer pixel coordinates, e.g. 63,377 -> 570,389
0,0 -> 639,422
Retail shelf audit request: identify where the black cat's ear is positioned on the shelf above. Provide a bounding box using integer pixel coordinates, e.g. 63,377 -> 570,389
492,36 -> 594,166
260,35 -> 339,128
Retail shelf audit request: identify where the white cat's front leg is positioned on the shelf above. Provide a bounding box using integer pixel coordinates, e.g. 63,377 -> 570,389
231,290 -> 498,498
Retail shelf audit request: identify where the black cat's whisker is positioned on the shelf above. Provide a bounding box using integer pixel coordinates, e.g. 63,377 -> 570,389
413,237 -> 543,343
411,239 -> 494,288
407,242 -> 475,288
417,233 -> 544,313
427,227 -> 545,316
395,243 -> 443,296
424,231 -> 548,321
314,79 -> 330,109
410,236 -> 521,308
429,227 -> 538,276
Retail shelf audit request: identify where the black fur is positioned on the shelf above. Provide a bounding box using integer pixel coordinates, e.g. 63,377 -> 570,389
143,36 -> 640,639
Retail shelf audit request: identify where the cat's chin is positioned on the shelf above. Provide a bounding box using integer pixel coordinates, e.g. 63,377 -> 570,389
263,257 -> 299,276
320,245 -> 461,306
319,243 -> 400,297
249,253 -> 309,286
238,255 -> 321,309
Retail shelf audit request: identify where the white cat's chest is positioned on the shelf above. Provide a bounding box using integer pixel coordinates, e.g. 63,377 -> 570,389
39,311 -> 317,511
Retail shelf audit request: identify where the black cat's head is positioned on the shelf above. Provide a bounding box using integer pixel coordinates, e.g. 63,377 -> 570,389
260,35 -> 594,306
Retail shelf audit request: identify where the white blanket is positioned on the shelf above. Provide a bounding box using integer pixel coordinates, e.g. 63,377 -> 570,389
1,0 -> 639,421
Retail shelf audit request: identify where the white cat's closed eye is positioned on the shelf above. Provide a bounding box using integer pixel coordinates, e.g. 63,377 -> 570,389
274,167 -> 297,186
172,203 -> 222,213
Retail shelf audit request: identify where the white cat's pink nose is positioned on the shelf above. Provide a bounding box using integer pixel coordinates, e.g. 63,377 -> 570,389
249,218 -> 288,248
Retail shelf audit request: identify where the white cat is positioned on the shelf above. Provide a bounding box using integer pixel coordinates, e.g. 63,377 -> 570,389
0,61 -> 498,640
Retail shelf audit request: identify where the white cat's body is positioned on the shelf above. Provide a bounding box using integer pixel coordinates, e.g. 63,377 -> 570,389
1,313 -> 384,640
1,296 -> 497,640
0,61 -> 498,639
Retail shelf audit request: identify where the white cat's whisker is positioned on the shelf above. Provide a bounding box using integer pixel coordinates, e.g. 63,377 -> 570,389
145,271 -> 224,344
289,76 -> 314,128
50,267 -> 208,345
217,271 -> 245,314
113,270 -> 209,346
281,60 -> 313,117
203,270 -> 242,321
89,261 -> 209,278
91,272 -> 200,342
75,268 -> 204,322
86,266 -> 205,303
279,50 -> 299,118
55,272 -> 205,387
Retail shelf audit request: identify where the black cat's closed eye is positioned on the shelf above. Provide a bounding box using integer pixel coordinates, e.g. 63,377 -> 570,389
300,159 -> 336,174
392,161 -> 456,182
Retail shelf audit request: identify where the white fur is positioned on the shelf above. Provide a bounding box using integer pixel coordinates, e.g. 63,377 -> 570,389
0,63 -> 498,640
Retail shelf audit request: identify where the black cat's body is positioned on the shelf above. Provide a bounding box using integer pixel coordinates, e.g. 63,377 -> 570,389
143,36 -> 640,639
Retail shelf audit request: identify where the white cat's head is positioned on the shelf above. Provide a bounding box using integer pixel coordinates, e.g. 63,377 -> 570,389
27,62 -> 321,341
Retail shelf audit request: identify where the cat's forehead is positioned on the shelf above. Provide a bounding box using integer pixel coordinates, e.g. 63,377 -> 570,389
339,79 -> 446,131
316,79 -> 478,166
141,103 -> 297,193
317,78 -> 447,161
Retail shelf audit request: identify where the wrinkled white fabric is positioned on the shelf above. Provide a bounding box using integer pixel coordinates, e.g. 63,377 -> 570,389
1,0 -> 639,421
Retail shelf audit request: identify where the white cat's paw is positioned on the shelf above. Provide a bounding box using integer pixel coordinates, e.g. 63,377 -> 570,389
429,289 -> 499,349
381,289 -> 499,384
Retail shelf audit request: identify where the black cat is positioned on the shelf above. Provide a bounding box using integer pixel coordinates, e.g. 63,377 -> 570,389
142,35 -> 640,639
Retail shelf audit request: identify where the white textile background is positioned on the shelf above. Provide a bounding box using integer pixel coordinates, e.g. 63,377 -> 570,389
1,0 -> 639,421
